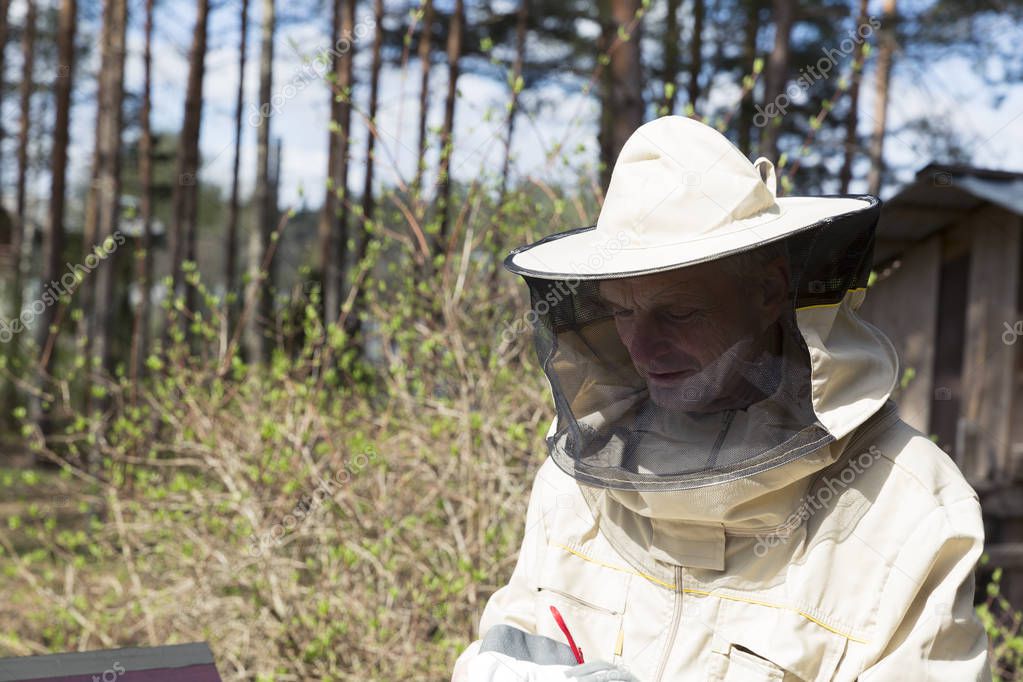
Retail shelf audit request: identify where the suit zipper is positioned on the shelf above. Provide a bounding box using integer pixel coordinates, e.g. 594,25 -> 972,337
653,565 -> 684,682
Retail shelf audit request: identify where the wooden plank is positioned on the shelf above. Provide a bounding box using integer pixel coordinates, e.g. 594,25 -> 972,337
1009,212 -> 1023,483
860,233 -> 942,432
959,205 -> 1020,483
981,487 -> 1023,519
985,543 -> 1023,569
928,245 -> 969,460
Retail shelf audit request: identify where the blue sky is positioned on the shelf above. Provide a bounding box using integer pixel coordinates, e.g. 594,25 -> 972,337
25,0 -> 1023,220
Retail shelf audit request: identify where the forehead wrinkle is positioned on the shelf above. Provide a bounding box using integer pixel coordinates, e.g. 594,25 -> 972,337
600,272 -> 712,308
647,278 -> 703,302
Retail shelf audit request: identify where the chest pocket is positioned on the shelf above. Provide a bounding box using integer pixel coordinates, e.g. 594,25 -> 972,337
704,595 -> 850,682
712,644 -> 787,682
533,542 -> 631,664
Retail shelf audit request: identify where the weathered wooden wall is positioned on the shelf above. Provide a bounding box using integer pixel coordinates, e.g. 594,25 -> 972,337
960,205 -> 1021,484
859,234 -> 942,433
866,203 -> 1023,611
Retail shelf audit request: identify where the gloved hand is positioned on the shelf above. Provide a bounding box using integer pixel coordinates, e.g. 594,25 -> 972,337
466,650 -> 573,681
564,660 -> 642,682
466,651 -> 642,682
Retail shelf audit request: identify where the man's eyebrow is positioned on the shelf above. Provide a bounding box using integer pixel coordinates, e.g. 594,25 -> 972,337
648,279 -> 696,301
597,278 -> 697,307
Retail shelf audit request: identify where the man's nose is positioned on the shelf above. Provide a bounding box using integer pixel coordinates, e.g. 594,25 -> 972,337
627,314 -> 678,367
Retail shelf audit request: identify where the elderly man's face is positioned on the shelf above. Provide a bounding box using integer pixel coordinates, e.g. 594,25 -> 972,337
598,255 -> 789,412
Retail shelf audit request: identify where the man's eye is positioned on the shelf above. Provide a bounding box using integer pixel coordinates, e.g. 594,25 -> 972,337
665,310 -> 696,322
611,307 -> 633,318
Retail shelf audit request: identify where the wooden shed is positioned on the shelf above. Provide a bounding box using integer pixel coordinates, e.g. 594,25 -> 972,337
859,163 -> 1023,608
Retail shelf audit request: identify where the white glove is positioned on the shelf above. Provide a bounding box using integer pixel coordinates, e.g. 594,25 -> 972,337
466,650 -> 574,681
467,652 -> 642,682
564,660 -> 642,682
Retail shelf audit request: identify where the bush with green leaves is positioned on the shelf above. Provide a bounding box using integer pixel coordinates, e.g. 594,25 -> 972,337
0,173 -> 578,679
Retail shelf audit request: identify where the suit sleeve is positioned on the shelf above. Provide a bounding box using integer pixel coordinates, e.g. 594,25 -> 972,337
452,460 -> 551,681
859,496 -> 992,681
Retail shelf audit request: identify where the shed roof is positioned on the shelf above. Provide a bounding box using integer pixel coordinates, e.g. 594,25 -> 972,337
875,164 -> 1023,263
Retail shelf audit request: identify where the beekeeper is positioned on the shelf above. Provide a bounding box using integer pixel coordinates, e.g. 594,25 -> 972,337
452,116 -> 991,682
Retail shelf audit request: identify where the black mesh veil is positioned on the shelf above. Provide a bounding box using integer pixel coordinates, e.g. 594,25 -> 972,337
506,197 -> 880,491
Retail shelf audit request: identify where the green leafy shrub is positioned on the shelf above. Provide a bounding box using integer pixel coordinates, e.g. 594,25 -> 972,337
0,177 -> 574,680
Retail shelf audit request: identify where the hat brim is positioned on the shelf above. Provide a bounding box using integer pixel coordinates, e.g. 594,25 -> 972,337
504,195 -> 879,280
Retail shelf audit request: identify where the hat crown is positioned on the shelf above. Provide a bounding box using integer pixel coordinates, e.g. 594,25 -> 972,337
596,116 -> 780,248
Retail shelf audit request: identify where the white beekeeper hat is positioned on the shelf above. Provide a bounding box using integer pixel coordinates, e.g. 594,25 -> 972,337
505,116 -> 874,279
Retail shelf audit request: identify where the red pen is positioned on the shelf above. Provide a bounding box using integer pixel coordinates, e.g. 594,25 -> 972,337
550,605 -> 585,664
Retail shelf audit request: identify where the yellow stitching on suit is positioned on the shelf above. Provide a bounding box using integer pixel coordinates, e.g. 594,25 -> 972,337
552,542 -> 677,590
682,588 -> 870,644
552,543 -> 870,645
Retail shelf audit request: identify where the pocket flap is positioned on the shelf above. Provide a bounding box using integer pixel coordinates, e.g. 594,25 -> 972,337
722,645 -> 786,682
536,543 -> 631,615
709,596 -> 849,681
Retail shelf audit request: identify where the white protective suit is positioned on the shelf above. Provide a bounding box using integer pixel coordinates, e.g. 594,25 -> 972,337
453,116 -> 991,682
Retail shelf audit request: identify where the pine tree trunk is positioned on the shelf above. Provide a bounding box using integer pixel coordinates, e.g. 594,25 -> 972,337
130,0 -> 155,397
245,0 -> 275,361
2,0 -> 34,427
36,0 -> 76,408
435,0 -> 463,253
737,0 -> 762,156
498,0 -> 527,201
661,0 -> 679,115
598,0 -> 614,190
867,0 -> 896,196
599,0 -> 644,191
226,0 -> 249,335
687,0 -> 704,113
14,0 -> 34,232
91,0 -> 129,374
839,0 -> 869,194
345,0 -> 385,342
318,0 -> 340,322
758,0 -> 794,161
0,0 -> 10,174
361,0 -> 383,227
77,0 -> 113,369
414,0 -> 433,194
13,0 -> 34,275
169,0 -> 210,324
83,0 -> 112,253
335,0 -> 355,303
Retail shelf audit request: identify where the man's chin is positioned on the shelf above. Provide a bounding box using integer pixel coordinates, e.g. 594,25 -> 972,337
648,387 -> 716,413
647,384 -> 759,414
